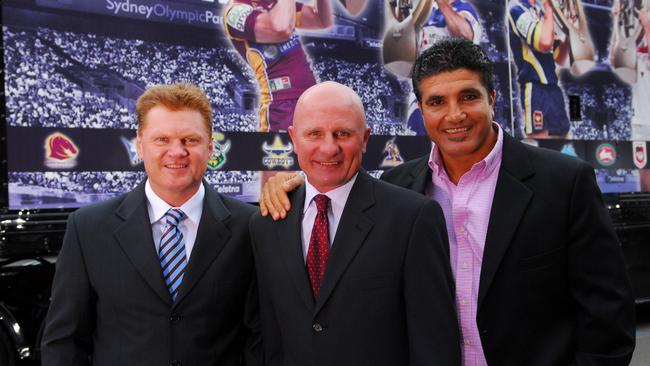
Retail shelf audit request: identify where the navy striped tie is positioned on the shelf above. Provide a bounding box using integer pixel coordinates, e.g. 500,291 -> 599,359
159,208 -> 187,302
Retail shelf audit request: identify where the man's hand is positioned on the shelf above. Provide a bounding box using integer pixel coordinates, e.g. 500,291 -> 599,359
252,0 -> 297,43
298,0 -> 334,29
259,172 -> 305,220
435,0 -> 476,41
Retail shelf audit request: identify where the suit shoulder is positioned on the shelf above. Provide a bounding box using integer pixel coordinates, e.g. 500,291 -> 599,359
372,175 -> 431,207
68,193 -> 129,224
509,140 -> 597,196
217,193 -> 256,218
248,206 -> 284,248
249,210 -> 274,232
522,142 -> 590,173
381,155 -> 428,183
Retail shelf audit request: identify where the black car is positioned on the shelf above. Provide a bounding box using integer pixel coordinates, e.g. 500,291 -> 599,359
0,210 -> 67,365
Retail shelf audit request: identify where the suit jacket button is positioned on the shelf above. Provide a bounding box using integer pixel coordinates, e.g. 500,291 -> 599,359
312,323 -> 323,333
170,313 -> 180,322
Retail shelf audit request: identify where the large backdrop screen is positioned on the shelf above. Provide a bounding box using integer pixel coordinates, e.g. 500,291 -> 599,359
3,0 -> 649,209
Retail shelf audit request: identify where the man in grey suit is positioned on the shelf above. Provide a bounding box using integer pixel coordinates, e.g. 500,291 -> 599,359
42,83 -> 257,366
250,81 -> 459,366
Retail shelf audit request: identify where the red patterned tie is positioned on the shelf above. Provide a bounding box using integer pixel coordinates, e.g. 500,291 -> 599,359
306,194 -> 330,300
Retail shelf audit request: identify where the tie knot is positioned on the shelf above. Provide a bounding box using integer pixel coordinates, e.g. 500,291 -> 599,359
313,194 -> 330,213
164,208 -> 186,227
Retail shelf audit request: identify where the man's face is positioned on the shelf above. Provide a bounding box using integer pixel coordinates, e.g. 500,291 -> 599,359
289,93 -> 370,193
417,68 -> 496,163
136,106 -> 212,205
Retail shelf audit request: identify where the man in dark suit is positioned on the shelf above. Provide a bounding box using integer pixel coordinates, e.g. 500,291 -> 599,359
250,81 -> 460,366
42,83 -> 257,366
259,38 -> 635,365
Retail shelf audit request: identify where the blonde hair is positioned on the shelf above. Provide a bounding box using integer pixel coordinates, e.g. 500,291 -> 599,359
136,83 -> 212,133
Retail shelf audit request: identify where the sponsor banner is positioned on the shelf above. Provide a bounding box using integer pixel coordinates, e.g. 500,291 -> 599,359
214,183 -> 242,195
365,135 -> 431,169
596,169 -> 642,194
605,175 -> 626,184
7,127 -> 138,172
35,0 -> 225,28
584,141 -> 633,169
11,126 -> 650,172
532,140 -> 644,170
6,126 -> 434,171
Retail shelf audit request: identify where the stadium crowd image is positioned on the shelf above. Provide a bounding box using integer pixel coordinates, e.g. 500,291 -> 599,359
0,0 -> 650,365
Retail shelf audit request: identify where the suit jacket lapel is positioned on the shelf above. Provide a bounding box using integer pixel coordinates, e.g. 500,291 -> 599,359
478,134 -> 534,308
315,172 -> 375,315
113,182 -> 172,305
174,184 -> 232,307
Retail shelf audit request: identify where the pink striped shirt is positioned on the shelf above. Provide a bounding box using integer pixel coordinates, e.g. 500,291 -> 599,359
426,124 -> 503,366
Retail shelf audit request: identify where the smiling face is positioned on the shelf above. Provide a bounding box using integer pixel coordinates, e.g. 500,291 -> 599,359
289,82 -> 370,193
136,105 -> 212,206
418,68 -> 497,169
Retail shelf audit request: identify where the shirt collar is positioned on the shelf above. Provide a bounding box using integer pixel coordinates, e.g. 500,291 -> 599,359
428,122 -> 504,182
145,180 -> 205,225
303,173 -> 358,214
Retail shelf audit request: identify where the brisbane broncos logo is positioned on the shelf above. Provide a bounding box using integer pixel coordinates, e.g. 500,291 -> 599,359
44,132 -> 79,168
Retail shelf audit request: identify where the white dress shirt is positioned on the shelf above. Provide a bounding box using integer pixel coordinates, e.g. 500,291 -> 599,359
301,173 -> 358,261
145,180 -> 204,259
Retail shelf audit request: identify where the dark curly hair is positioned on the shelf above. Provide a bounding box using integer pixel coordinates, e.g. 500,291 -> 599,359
412,37 -> 494,101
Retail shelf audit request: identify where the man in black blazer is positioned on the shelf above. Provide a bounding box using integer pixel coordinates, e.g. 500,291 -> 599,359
260,39 -> 635,365
250,81 -> 460,366
42,83 -> 257,366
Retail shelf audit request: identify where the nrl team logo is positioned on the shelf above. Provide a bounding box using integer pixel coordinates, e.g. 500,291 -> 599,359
596,143 -> 616,167
44,132 -> 79,169
560,142 -> 577,158
533,111 -> 544,130
262,134 -> 294,169
120,136 -> 142,166
208,132 -> 231,170
633,141 -> 647,169
380,137 -> 404,168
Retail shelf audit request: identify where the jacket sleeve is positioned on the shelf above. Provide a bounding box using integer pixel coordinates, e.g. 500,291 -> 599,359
568,163 -> 635,365
404,200 -> 461,366
246,215 -> 286,366
41,212 -> 95,366
243,263 -> 264,366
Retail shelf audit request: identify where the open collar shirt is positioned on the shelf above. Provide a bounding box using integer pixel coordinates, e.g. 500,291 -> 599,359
426,123 -> 504,366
